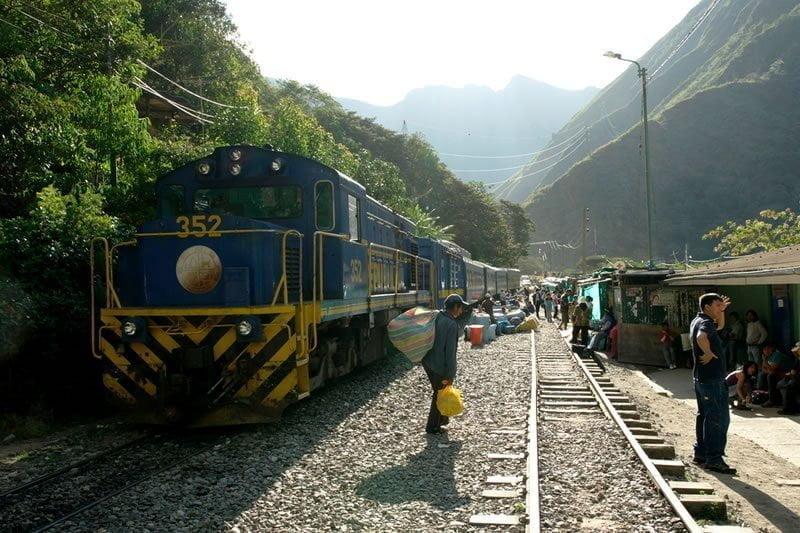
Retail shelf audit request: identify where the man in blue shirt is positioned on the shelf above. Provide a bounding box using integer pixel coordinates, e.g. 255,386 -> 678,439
422,294 -> 467,434
691,292 -> 735,474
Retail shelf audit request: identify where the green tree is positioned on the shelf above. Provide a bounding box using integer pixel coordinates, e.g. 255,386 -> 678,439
703,209 -> 800,256
500,200 -> 535,260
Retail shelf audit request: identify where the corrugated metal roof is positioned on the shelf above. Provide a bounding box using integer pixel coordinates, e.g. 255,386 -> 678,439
668,245 -> 800,281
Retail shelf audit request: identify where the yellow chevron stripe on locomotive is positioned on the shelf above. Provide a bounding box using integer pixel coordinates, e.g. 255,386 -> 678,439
97,304 -> 315,426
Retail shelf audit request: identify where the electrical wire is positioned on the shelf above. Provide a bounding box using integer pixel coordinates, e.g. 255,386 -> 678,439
137,60 -> 247,109
133,77 -> 217,118
13,8 -> 72,38
0,14 -> 72,52
131,78 -> 215,124
484,136 -> 586,186
439,127 -> 586,159
450,130 -> 587,172
649,0 -> 721,80
405,120 -> 549,141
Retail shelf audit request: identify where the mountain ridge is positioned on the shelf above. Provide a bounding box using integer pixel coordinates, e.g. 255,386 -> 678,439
337,76 -> 598,184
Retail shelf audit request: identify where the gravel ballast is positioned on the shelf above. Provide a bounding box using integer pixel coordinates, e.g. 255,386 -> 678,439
535,323 -> 685,532
51,333 -> 532,531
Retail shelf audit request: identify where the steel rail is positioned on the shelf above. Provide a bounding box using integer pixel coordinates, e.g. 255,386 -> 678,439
0,433 -> 152,499
32,439 -> 218,532
525,331 -> 541,532
564,337 -> 703,533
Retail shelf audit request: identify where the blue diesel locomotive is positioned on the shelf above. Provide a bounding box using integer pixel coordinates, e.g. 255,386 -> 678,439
90,146 -> 520,425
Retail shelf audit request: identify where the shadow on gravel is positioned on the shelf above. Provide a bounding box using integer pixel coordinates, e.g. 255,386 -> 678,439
354,437 -> 468,510
711,474 -> 800,531
127,354 -> 420,530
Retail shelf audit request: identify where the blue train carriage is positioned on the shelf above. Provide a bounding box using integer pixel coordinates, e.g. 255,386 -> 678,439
90,145 -> 433,426
418,238 -> 469,308
464,258 -> 487,303
484,264 -> 499,297
507,268 -> 522,289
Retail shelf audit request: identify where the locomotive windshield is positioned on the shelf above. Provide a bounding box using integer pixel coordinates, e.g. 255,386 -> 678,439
193,186 -> 303,219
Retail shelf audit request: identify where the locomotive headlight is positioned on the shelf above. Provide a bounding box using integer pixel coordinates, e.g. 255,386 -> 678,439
235,316 -> 262,342
197,161 -> 211,175
230,163 -> 242,176
270,158 -> 283,173
237,320 -> 253,336
122,320 -> 138,336
120,317 -> 148,343
229,149 -> 242,161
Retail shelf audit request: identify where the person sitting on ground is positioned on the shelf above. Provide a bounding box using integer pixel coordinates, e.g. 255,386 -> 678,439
659,320 -> 678,369
587,307 -> 616,351
726,361 -> 758,410
759,344 -> 794,408
571,302 -> 590,345
777,342 -> 800,415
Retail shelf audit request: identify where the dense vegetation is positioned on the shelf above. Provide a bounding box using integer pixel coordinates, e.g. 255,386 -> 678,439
500,0 -> 800,263
0,0 -> 529,424
703,209 -> 800,256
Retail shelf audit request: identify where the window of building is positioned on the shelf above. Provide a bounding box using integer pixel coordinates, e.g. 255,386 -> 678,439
160,184 -> 185,217
348,194 -> 360,241
194,186 -> 302,219
315,181 -> 334,230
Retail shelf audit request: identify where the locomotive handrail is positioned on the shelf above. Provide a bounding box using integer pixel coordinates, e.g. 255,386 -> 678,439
272,229 -> 306,356
90,237 -> 112,360
134,228 -> 288,237
310,231 -> 350,353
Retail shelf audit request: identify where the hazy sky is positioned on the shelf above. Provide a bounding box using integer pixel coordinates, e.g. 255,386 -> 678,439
225,0 -> 700,105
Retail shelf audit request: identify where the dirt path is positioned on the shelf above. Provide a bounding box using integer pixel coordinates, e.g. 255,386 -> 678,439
607,363 -> 800,532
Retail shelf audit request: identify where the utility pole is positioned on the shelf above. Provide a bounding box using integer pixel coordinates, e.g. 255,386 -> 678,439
604,51 -> 654,269
640,65 -> 654,269
580,207 -> 590,273
684,243 -> 689,270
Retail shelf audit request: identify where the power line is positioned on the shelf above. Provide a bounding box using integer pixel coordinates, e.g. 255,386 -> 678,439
649,0 -> 721,80
405,120 -> 549,141
14,8 -> 72,39
136,60 -> 247,110
485,136 -> 586,187
439,127 -> 586,159
0,14 -> 72,52
450,129 -> 587,172
132,78 -> 215,124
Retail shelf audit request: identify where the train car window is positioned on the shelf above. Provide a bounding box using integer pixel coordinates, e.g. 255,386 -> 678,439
194,186 -> 302,219
160,185 -> 185,216
347,194 -> 360,241
315,181 -> 334,230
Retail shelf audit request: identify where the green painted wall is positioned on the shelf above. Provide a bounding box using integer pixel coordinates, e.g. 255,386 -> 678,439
723,285 -> 772,329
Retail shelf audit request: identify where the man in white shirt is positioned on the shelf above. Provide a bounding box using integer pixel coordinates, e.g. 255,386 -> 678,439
745,309 -> 768,362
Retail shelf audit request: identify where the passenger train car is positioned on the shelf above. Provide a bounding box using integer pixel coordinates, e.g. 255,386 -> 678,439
91,146 -> 520,425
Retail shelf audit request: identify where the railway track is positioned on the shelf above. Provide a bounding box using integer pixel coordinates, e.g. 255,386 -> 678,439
0,431 -> 219,531
533,324 -> 698,532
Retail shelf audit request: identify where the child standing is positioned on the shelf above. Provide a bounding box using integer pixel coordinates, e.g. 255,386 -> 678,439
659,320 -> 677,369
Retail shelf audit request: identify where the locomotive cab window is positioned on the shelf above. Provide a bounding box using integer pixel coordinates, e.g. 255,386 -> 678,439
315,181 -> 334,230
194,186 -> 302,219
160,185 -> 185,217
347,194 -> 360,241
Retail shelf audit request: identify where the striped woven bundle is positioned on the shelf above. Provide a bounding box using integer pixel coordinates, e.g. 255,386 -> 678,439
387,307 -> 439,364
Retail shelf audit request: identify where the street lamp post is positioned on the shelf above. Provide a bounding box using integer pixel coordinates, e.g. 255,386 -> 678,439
604,51 -> 654,269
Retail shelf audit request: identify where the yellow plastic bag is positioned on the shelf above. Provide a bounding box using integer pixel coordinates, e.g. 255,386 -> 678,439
436,385 -> 464,417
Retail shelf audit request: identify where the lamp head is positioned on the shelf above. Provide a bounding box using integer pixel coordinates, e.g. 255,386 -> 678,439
604,51 -> 622,60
